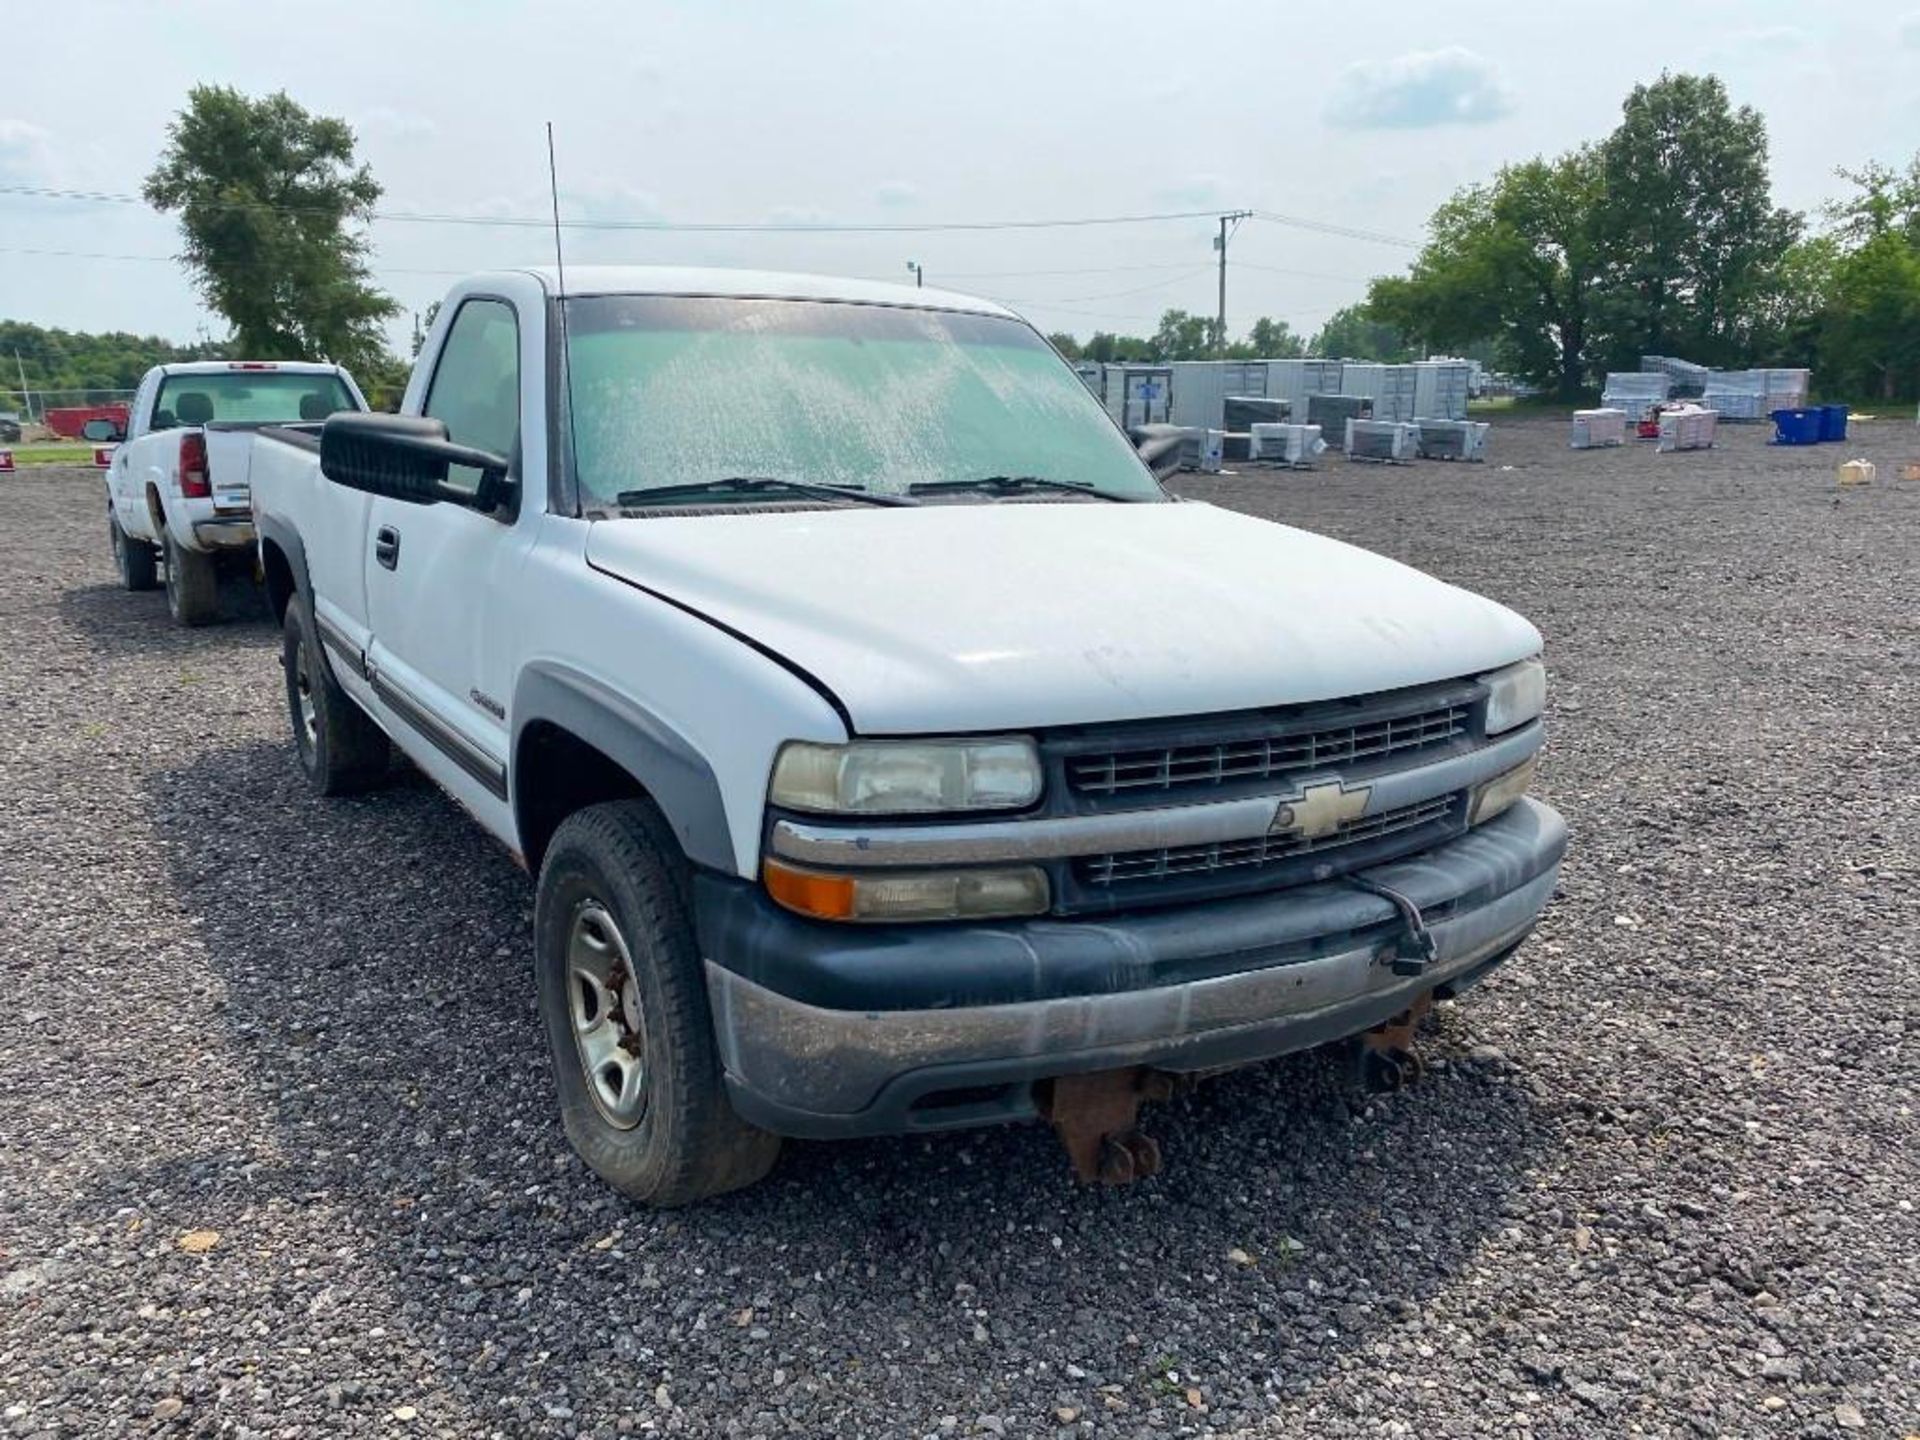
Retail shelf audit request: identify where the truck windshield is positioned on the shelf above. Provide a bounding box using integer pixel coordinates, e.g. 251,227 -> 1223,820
152,372 -> 357,430
562,295 -> 1163,506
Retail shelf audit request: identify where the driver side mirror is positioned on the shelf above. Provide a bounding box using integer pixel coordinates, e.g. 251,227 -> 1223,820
320,412 -> 515,512
81,418 -> 120,442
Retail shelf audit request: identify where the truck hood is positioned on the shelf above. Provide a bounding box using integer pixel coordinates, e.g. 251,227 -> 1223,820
584,501 -> 1541,734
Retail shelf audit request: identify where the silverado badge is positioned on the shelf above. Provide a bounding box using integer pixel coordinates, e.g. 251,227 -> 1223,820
1271,781 -> 1370,840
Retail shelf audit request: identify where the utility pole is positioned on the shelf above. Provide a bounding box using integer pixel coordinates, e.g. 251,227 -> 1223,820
906,260 -> 923,288
12,350 -> 30,423
1213,210 -> 1252,357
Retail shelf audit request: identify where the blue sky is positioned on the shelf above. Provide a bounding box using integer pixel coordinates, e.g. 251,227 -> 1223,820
3,0 -> 1917,355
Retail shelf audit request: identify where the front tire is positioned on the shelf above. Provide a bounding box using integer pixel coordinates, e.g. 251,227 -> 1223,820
535,801 -> 780,1206
282,600 -> 389,795
163,531 -> 220,626
110,511 -> 158,591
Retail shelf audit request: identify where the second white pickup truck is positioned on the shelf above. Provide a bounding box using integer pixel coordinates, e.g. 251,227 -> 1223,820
104,360 -> 366,625
249,267 -> 1566,1205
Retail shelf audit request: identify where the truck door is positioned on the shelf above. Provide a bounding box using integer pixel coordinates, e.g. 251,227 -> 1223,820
363,295 -> 533,828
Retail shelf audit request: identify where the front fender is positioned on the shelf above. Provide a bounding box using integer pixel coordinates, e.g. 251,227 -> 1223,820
511,661 -> 733,874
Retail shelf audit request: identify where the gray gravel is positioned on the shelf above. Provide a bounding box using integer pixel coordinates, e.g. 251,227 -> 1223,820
2,415 -> 1917,1439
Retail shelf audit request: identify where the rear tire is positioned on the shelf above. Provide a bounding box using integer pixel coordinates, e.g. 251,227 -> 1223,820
110,511 -> 158,591
163,531 -> 220,626
535,800 -> 780,1206
282,600 -> 389,795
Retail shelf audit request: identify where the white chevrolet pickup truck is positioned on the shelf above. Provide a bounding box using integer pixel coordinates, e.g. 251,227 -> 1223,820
105,360 -> 366,625
248,267 -> 1565,1205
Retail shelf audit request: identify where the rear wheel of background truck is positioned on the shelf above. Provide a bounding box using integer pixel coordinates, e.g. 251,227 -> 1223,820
163,531 -> 220,626
282,599 -> 389,795
535,800 -> 780,1206
110,512 -> 158,591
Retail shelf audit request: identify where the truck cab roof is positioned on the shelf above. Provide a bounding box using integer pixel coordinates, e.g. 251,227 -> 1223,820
150,360 -> 351,377
489,265 -> 1016,319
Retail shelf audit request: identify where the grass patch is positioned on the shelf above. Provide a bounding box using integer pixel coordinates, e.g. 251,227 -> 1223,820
6,443 -> 99,465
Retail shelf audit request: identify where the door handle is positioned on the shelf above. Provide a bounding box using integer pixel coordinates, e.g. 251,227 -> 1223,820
375,525 -> 400,570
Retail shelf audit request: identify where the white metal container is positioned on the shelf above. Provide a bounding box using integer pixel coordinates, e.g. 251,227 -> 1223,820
1571,408 -> 1627,448
1248,422 -> 1326,465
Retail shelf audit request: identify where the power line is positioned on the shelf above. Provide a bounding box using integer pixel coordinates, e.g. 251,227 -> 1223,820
0,244 -> 470,278
1250,210 -> 1421,249
0,183 -> 1238,235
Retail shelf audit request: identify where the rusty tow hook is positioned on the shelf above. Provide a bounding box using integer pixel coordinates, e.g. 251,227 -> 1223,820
1355,991 -> 1433,1093
1038,1068 -> 1179,1185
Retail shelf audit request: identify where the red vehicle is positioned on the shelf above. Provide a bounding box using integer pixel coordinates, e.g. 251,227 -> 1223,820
44,404 -> 130,441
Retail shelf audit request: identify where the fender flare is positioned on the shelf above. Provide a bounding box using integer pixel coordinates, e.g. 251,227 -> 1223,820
253,513 -> 312,622
512,661 -> 734,874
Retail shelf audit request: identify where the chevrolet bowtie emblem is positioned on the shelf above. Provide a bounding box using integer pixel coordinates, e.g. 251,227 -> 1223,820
1270,781 -> 1371,840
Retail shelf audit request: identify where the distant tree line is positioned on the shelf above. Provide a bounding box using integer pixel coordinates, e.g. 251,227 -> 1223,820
1,321 -> 227,410
11,76 -> 1914,414
1050,74 -> 1920,401
1047,305 -> 1417,365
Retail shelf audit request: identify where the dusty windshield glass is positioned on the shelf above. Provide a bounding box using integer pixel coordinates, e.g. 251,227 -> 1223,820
562,295 -> 1162,505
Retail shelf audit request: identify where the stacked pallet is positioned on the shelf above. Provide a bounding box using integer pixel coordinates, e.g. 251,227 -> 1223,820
1601,372 -> 1671,422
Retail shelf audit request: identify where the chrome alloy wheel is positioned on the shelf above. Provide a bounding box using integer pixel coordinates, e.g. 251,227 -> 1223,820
567,900 -> 651,1129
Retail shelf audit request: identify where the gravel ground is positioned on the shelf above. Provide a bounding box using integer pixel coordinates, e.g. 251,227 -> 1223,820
2,415 -> 1916,1439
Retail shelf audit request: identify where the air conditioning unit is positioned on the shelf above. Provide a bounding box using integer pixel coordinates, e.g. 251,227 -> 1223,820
1307,393 -> 1370,442
1175,427 -> 1224,473
1224,395 -> 1289,429
1656,404 -> 1718,453
1413,419 -> 1490,461
1247,422 -> 1325,466
1344,419 -> 1418,462
1571,408 -> 1627,448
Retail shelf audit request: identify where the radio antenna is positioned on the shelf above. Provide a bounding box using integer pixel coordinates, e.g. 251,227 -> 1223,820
546,122 -> 579,506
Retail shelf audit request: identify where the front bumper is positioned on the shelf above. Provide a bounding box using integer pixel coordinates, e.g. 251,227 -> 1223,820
699,797 -> 1566,1138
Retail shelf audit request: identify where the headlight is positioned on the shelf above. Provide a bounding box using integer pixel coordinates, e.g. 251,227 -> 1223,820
763,858 -> 1049,922
1481,658 -> 1546,735
1469,754 -> 1538,826
769,738 -> 1041,815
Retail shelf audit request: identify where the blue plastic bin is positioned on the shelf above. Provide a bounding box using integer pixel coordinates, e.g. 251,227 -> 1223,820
1818,404 -> 1849,442
1771,408 -> 1822,445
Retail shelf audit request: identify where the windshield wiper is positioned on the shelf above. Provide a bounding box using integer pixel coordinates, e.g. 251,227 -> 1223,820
906,475 -> 1130,501
615,476 -> 918,508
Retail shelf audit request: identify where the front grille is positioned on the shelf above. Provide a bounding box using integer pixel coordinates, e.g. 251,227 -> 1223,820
1078,793 -> 1460,887
1066,703 -> 1471,798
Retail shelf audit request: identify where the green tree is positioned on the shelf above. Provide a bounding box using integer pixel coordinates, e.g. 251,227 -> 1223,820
1592,73 -> 1799,367
1310,304 -> 1412,361
0,320 -> 226,412
1820,234 -> 1920,398
1045,331 -> 1083,360
144,86 -> 398,372
1150,309 -> 1217,361
1236,317 -> 1305,359
1081,331 -> 1155,363
1370,149 -> 1604,399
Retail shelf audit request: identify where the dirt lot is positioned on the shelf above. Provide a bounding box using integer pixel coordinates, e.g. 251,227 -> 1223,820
2,415 -> 1916,1438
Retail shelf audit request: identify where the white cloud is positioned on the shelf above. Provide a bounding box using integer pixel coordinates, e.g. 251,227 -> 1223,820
0,119 -> 53,184
360,106 -> 436,141
1325,47 -> 1515,129
1153,173 -> 1232,210
874,181 -> 919,210
1901,11 -> 1920,46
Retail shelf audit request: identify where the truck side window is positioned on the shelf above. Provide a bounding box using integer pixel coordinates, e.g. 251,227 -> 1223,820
424,298 -> 520,495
